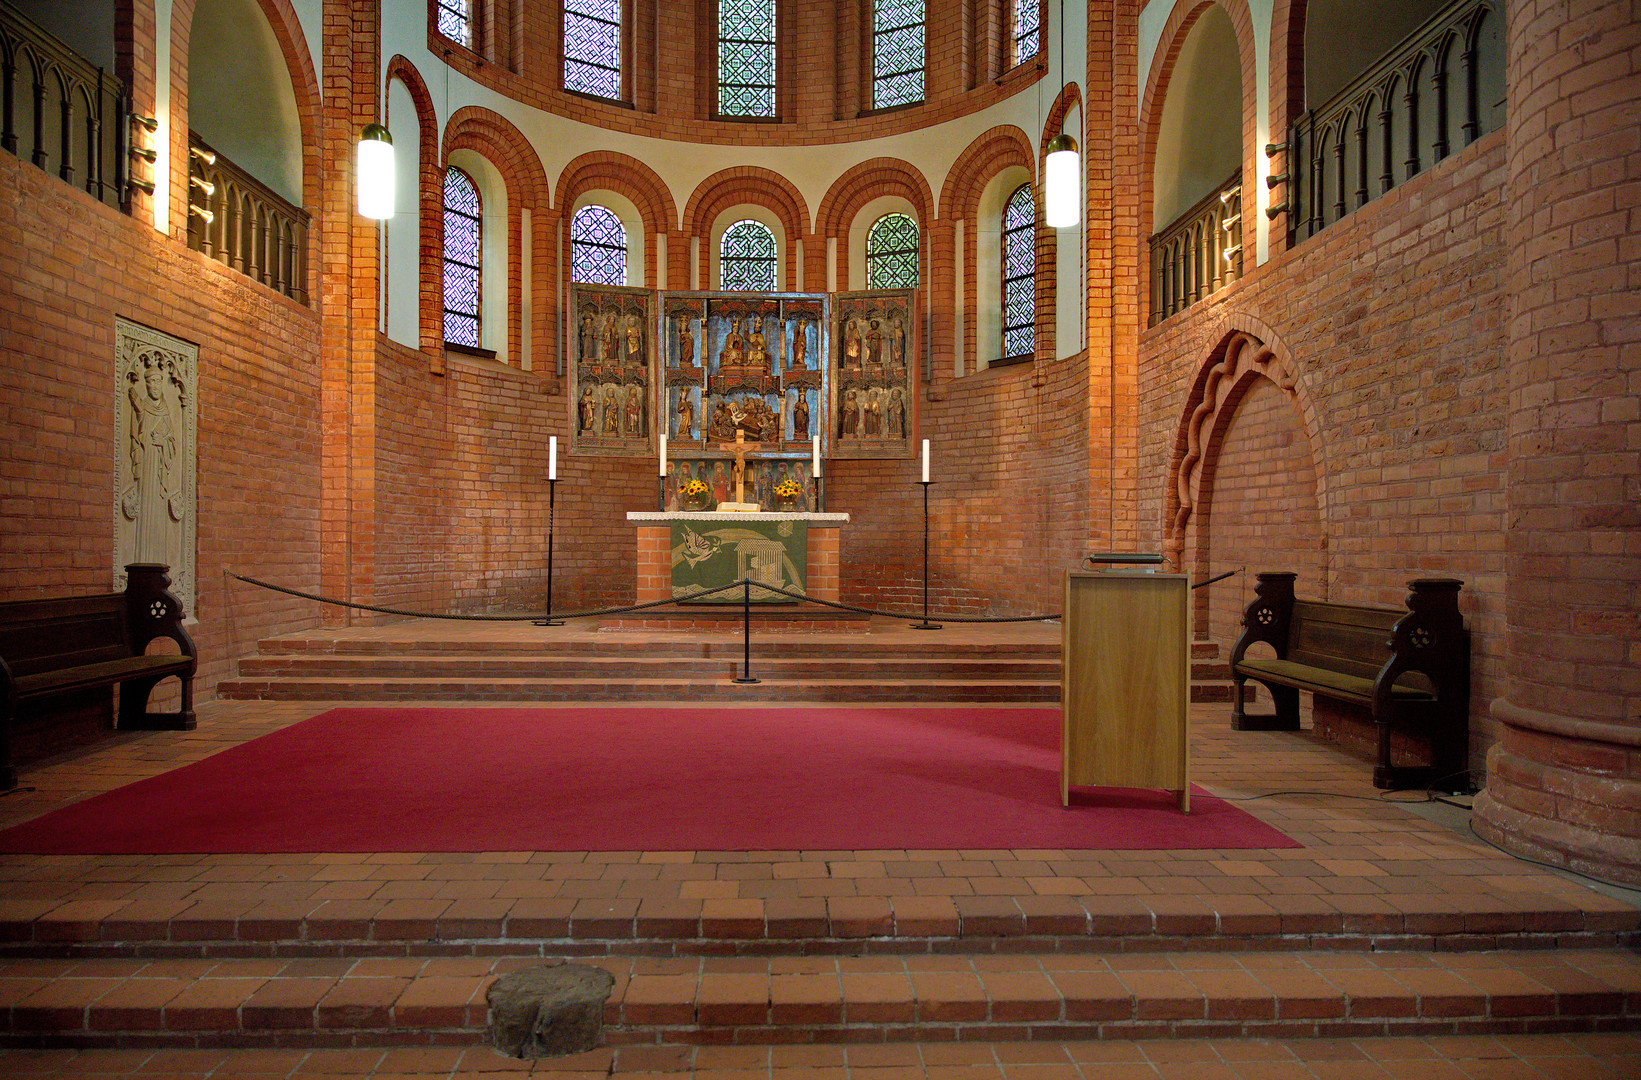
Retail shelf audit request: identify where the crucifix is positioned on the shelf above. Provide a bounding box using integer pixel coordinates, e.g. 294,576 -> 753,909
715,428 -> 764,505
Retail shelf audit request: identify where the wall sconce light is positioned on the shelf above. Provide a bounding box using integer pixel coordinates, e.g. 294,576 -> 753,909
130,146 -> 157,163
190,176 -> 215,197
356,123 -> 395,220
190,206 -> 215,224
189,145 -> 217,165
130,114 -> 159,133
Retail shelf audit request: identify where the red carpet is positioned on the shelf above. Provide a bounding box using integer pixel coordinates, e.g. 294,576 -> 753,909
0,707 -> 1297,853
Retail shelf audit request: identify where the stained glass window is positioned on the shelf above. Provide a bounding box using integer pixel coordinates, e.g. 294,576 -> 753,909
1001,184 -> 1035,360
436,0 -> 470,48
866,213 -> 919,289
718,0 -> 776,117
443,166 -> 482,348
720,219 -> 777,291
873,0 -> 924,109
564,0 -> 621,99
1013,0 -> 1040,66
571,205 -> 627,286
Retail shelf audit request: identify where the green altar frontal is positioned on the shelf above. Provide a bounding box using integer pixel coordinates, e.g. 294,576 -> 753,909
671,518 -> 806,603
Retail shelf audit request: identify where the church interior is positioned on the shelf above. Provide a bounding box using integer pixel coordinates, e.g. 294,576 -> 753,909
1,0 -> 1639,1075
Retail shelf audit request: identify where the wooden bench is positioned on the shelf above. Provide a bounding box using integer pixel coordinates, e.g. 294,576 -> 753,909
1229,572 -> 1470,791
0,563 -> 196,790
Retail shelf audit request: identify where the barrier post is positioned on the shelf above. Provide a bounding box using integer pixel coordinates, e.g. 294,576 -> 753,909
734,578 -> 759,684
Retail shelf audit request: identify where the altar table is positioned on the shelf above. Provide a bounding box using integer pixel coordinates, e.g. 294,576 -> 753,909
626,512 -> 849,604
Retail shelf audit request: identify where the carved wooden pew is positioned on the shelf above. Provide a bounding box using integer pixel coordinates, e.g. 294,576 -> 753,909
1230,572 -> 1470,791
0,564 -> 196,790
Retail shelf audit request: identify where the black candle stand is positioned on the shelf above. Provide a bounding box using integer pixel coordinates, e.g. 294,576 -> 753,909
912,479 -> 942,630
533,477 -> 565,627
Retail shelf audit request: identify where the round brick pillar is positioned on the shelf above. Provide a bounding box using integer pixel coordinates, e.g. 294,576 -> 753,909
1472,0 -> 1641,883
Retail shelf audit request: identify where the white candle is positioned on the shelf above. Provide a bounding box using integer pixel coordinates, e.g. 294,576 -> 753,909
921,439 -> 930,483
812,434 -> 821,478
548,436 -> 557,481
658,433 -> 668,477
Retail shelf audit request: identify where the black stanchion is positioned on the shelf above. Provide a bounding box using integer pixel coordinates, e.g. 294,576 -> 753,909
912,479 -> 942,630
734,578 -> 759,683
533,477 -> 564,627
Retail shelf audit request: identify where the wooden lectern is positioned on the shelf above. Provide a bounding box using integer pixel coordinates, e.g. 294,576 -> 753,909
1061,567 -> 1190,811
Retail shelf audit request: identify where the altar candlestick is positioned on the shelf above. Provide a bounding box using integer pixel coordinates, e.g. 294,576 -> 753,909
658,433 -> 668,477
921,439 -> 930,483
548,436 -> 557,481
812,435 -> 821,477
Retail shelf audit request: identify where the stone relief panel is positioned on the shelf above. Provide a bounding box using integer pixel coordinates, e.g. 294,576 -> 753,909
831,289 -> 918,459
571,284 -> 654,455
113,317 -> 197,615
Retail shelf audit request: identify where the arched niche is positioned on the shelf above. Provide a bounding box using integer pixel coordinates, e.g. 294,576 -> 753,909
1151,4 -> 1243,231
1305,0 -> 1450,107
384,76 -> 421,348
708,206 -> 786,291
12,0 -> 114,69
188,0 -> 304,204
846,197 -> 920,292
570,191 -> 647,289
446,148 -> 510,363
973,165 -> 1031,370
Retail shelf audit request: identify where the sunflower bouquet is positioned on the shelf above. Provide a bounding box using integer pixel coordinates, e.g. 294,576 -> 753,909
681,479 -> 708,498
773,478 -> 802,499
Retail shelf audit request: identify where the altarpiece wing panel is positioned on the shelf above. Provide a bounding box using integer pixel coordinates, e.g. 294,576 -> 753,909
571,284 -> 655,456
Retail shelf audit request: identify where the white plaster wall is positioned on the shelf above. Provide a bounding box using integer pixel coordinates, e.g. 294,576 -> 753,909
385,78 -> 421,347
189,0 -> 305,203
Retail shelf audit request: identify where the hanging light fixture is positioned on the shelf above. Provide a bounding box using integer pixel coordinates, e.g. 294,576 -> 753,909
356,123 -> 395,220
1043,1 -> 1080,228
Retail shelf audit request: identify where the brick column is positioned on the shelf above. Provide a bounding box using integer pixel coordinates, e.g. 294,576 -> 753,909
1472,0 -> 1641,884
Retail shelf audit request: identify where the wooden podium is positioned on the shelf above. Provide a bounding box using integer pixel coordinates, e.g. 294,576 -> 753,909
1061,569 -> 1191,811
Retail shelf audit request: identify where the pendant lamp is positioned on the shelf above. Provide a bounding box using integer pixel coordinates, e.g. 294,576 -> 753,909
356,123 -> 395,220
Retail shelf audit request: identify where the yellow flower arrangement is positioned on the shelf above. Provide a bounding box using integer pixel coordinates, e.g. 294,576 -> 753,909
681,479 -> 708,498
773,478 -> 802,499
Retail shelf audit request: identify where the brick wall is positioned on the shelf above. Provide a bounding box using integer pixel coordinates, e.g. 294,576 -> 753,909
1139,129 -> 1510,765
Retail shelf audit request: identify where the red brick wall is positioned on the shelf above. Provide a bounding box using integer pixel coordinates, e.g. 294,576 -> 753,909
0,152 -> 324,695
1140,129 -> 1510,766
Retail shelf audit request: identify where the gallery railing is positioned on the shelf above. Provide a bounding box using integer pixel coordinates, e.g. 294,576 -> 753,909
0,1 -> 127,211
1148,171 -> 1242,327
186,132 -> 310,304
1285,0 -> 1504,244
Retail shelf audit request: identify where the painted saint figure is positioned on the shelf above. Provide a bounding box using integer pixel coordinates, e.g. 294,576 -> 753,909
579,386 -> 597,432
602,386 -> 620,434
625,315 -> 644,367
866,319 -> 883,368
601,312 -> 618,360
887,387 -> 906,438
843,319 -> 861,369
862,389 -> 882,436
792,393 -> 809,439
677,317 -> 695,367
889,317 -> 905,366
122,352 -> 184,565
581,313 -> 598,362
840,389 -> 859,437
676,389 -> 694,438
625,385 -> 644,437
790,318 -> 807,369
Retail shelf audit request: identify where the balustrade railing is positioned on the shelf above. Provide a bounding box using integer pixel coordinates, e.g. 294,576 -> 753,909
0,2 -> 126,211
186,133 -> 309,304
1286,0 -> 1504,244
1148,172 -> 1242,327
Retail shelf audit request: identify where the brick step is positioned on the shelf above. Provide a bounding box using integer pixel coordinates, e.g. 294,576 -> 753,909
231,656 -> 1063,681
5,892 -> 1634,961
213,676 -> 1063,704
2,950 -> 1637,1048
253,637 -> 1062,659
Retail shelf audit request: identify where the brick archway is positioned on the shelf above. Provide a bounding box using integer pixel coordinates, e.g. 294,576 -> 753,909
683,168 -> 810,291
385,56 -> 441,356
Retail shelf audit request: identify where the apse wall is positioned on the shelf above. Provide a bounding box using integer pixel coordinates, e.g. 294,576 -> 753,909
1138,129 -> 1510,765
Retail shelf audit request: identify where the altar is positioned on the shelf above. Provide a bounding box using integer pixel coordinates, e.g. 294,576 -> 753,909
626,511 -> 849,605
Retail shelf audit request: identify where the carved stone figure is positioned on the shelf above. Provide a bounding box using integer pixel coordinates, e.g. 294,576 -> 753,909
123,352 -> 183,565
889,317 -> 905,366
843,319 -> 861,368
625,315 -> 643,366
602,386 -> 620,434
840,389 -> 859,437
601,312 -> 618,360
720,316 -> 745,367
792,393 -> 809,439
676,389 -> 694,438
791,318 -> 807,369
887,387 -> 905,438
625,385 -> 644,436
708,400 -> 735,440
678,318 -> 695,367
866,319 -> 883,368
747,317 -> 769,367
862,388 -> 882,436
579,387 -> 597,432
581,314 -> 597,361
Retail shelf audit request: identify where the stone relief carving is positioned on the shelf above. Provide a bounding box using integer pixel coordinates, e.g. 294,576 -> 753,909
831,289 -> 917,459
113,317 -> 197,615
571,284 -> 654,455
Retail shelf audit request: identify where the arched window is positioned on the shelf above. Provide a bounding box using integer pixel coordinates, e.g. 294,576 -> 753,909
443,166 -> 483,348
570,205 -> 628,286
436,0 -> 471,48
1001,184 -> 1035,360
564,0 -> 622,99
873,0 -> 925,108
719,0 -> 777,117
865,213 -> 919,289
1012,0 -> 1040,66
720,219 -> 777,291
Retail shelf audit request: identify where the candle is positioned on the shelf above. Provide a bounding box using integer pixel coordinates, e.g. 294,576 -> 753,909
658,433 -> 668,477
812,434 -> 821,478
548,436 -> 557,481
921,439 -> 930,483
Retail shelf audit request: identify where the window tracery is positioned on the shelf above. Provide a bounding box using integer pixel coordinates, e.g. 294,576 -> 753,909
443,166 -> 482,348
718,0 -> 777,118
720,219 -> 777,291
564,0 -> 622,99
865,213 -> 919,289
1001,183 -> 1035,359
570,205 -> 628,286
435,0 -> 471,48
1012,0 -> 1040,66
873,0 -> 925,108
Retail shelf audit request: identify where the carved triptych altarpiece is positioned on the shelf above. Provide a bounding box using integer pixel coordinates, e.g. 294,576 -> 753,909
112,317 -> 197,616
831,289 -> 919,459
570,284 -> 654,455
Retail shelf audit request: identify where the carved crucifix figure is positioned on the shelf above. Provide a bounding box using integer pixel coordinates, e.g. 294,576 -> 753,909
715,429 -> 764,505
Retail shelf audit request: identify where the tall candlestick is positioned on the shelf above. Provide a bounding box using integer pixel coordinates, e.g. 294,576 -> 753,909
921,439 -> 930,483
658,433 -> 668,477
548,436 -> 557,481
812,435 -> 821,477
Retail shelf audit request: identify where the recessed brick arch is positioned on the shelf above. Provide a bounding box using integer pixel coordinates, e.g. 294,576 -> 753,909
385,56 -> 441,357
1267,0 -> 1309,254
1138,0 -> 1260,256
683,168 -> 810,291
443,107 -> 554,373
555,152 -> 678,235
938,125 -> 1034,223
937,125 -> 1034,375
815,159 -> 934,238
168,0 -> 322,278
